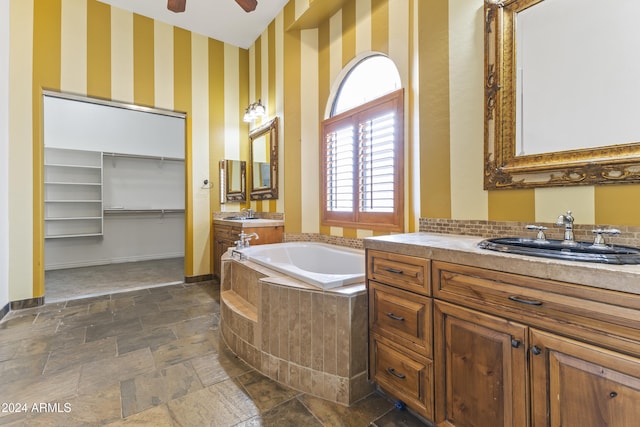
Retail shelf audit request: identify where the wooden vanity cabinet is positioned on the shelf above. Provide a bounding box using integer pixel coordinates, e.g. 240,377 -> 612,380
213,223 -> 283,279
366,244 -> 640,427
432,260 -> 640,427
366,250 -> 433,420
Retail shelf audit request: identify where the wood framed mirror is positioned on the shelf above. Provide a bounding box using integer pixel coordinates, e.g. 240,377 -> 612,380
484,0 -> 640,190
219,159 -> 246,203
249,117 -> 279,200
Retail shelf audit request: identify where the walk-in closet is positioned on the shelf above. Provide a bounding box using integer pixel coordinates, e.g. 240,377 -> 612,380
43,93 -> 186,301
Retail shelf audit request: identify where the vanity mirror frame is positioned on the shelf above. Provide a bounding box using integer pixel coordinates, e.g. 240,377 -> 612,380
484,0 -> 640,190
249,116 -> 279,200
219,159 -> 246,203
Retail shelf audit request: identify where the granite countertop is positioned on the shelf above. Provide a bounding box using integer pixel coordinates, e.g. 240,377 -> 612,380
364,232 -> 640,295
213,218 -> 284,228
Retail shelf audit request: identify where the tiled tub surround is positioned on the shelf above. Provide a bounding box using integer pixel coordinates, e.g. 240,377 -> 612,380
219,250 -> 373,406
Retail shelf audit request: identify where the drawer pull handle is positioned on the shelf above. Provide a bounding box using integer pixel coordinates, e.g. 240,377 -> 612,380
385,268 -> 404,275
387,367 -> 406,379
508,295 -> 543,306
386,312 -> 405,321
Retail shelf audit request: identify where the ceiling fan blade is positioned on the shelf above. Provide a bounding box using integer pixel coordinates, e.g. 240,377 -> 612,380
167,0 -> 186,13
235,0 -> 258,13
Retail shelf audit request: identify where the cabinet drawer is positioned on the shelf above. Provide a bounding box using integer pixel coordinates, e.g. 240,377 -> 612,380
370,333 -> 433,419
367,250 -> 430,295
215,225 -> 238,241
369,281 -> 432,357
433,261 -> 640,357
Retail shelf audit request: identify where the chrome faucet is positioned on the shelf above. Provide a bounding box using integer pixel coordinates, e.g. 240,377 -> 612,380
235,231 -> 259,249
556,210 -> 576,245
242,208 -> 255,219
244,232 -> 259,246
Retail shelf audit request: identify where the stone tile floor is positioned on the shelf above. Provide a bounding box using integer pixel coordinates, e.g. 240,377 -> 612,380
0,281 -> 430,426
44,258 -> 184,303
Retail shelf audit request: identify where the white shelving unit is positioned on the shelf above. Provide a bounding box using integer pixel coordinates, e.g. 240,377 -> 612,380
44,147 -> 103,238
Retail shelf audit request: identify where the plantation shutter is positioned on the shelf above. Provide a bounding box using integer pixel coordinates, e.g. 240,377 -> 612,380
321,89 -> 404,231
359,111 -> 396,213
325,124 -> 355,213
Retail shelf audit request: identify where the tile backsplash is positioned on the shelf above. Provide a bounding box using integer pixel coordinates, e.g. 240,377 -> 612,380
419,218 -> 640,247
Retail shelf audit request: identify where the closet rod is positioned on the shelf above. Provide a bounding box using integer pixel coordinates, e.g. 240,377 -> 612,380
102,152 -> 184,162
104,208 -> 185,214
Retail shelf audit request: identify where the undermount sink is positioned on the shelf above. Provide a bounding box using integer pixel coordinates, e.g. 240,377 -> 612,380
223,216 -> 258,220
478,237 -> 640,265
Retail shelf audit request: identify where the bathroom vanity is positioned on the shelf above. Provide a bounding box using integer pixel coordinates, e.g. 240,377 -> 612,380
364,233 -> 640,427
212,217 -> 283,279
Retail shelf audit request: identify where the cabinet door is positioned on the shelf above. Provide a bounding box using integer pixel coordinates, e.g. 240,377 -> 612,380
243,226 -> 283,245
434,300 -> 529,427
530,329 -> 640,427
213,225 -> 237,279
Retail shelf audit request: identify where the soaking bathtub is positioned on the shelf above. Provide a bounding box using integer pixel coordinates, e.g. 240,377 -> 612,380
237,241 -> 365,289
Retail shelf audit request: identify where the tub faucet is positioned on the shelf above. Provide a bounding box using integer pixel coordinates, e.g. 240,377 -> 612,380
244,232 -> 259,247
236,231 -> 259,248
556,210 -> 576,245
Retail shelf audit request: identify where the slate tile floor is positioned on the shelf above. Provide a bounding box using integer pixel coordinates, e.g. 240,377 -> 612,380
0,280 -> 430,426
44,258 -> 184,303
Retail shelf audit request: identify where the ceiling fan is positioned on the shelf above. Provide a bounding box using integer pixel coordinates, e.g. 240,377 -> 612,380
167,0 -> 257,13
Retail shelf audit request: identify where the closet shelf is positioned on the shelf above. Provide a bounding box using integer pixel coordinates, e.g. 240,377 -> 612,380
45,181 -> 102,186
44,163 -> 102,169
45,216 -> 102,221
46,233 -> 103,239
103,152 -> 184,162
45,199 -> 102,203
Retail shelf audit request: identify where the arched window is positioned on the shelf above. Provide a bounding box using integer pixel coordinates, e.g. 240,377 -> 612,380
331,55 -> 402,116
321,55 -> 404,232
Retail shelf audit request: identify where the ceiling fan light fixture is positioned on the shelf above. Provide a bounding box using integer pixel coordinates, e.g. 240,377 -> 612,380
235,0 -> 258,13
167,0 -> 186,13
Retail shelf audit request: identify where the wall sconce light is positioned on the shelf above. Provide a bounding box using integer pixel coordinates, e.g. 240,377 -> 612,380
243,99 -> 266,123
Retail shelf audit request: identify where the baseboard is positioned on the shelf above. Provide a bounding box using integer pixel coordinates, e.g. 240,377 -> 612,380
0,301 -> 9,322
45,253 -> 184,271
10,296 -> 44,311
185,274 -> 213,283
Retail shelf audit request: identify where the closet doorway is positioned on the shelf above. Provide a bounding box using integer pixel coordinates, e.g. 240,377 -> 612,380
42,92 -> 186,302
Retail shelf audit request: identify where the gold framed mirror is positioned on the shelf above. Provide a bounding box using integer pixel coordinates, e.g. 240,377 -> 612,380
219,159 -> 246,202
484,0 -> 640,190
249,116 -> 278,200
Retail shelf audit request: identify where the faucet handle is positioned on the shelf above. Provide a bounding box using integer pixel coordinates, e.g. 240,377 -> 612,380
591,228 -> 621,247
525,225 -> 548,241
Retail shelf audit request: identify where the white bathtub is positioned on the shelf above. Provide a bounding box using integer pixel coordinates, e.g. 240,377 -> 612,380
238,242 -> 365,289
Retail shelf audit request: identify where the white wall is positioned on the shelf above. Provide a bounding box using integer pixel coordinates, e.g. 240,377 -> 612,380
43,94 -> 185,158
0,0 -> 10,311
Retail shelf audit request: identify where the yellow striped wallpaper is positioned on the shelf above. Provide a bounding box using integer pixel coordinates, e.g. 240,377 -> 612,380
253,0 -> 640,239
6,0 -> 640,301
